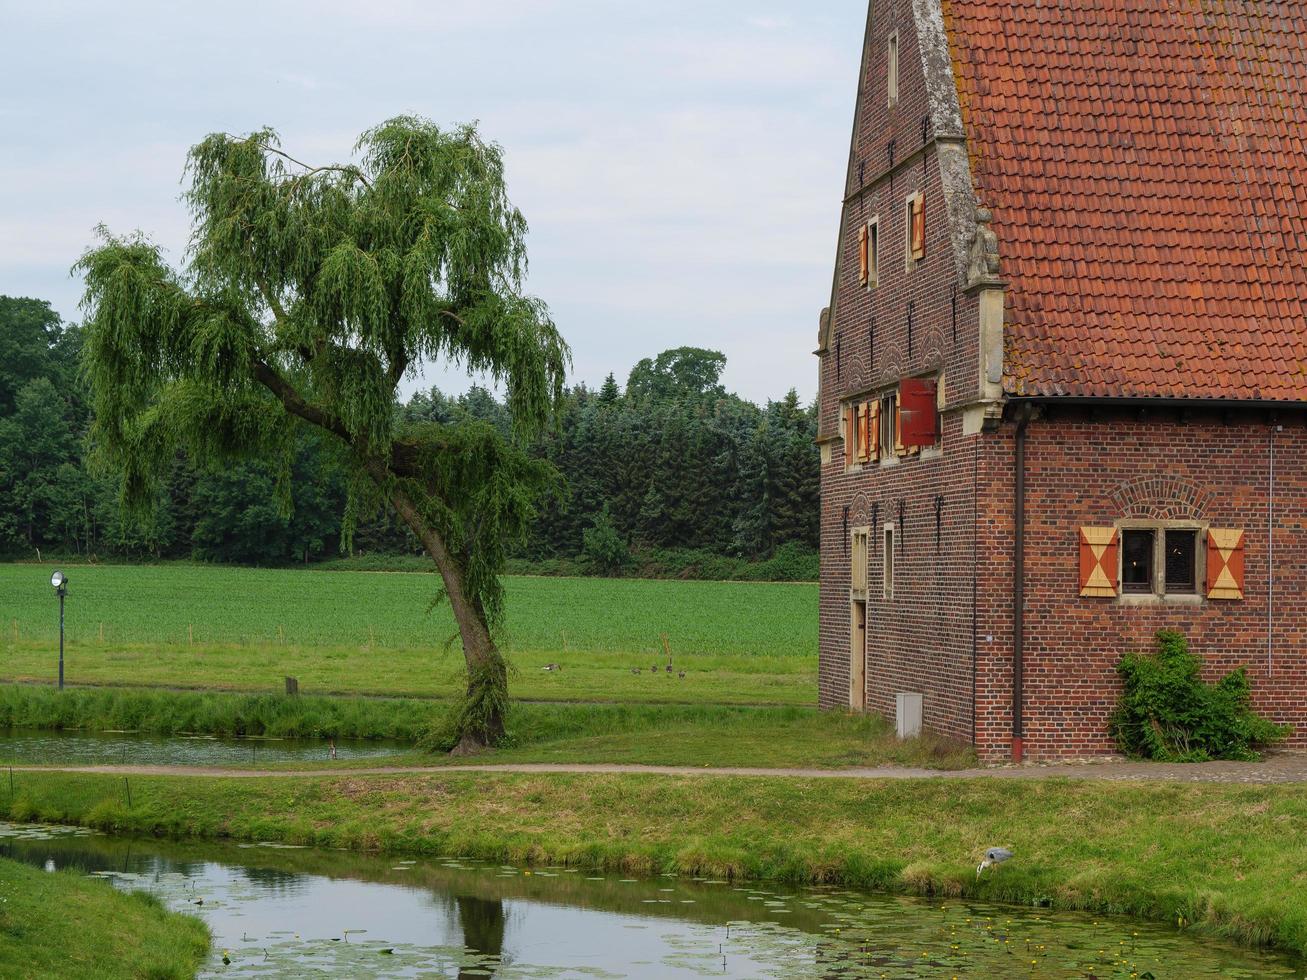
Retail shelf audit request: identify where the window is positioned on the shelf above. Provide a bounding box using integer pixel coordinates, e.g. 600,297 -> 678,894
879,390 -> 897,460
887,33 -> 899,108
883,526 -> 895,599
851,528 -> 869,592
1121,529 -> 1154,594
1080,524 -> 1245,602
843,397 -> 881,470
905,191 -> 925,266
1165,529 -> 1198,594
858,219 -> 881,288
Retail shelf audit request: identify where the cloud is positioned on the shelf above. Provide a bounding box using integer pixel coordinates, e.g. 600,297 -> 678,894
0,0 -> 869,403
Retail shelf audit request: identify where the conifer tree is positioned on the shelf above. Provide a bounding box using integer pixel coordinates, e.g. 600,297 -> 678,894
76,118 -> 568,751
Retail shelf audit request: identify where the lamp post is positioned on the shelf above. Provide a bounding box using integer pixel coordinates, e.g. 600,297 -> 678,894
50,571 -> 68,690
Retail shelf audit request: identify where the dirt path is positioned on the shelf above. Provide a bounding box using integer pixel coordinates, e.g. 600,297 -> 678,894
10,754 -> 1307,783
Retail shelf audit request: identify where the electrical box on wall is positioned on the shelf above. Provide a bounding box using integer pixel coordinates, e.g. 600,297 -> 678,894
896,693 -> 923,740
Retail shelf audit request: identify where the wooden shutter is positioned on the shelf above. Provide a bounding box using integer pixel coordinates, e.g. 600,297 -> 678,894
844,405 -> 855,467
856,403 -> 871,462
910,193 -> 926,260
1079,527 -> 1119,597
868,399 -> 881,458
858,225 -> 869,286
898,378 -> 938,448
1207,529 -> 1246,600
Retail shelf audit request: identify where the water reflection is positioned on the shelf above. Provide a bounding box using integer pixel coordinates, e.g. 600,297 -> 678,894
0,728 -> 407,767
454,896 -> 505,978
0,823 -> 1299,979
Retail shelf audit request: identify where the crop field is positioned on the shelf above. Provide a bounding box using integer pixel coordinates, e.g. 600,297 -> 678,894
0,564 -> 816,704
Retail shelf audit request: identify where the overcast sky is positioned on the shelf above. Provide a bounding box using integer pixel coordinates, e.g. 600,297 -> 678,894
1,1 -> 866,404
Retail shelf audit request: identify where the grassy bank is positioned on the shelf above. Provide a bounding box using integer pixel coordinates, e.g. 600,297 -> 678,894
0,686 -> 974,769
0,855 -> 209,979
4,770 -> 1306,960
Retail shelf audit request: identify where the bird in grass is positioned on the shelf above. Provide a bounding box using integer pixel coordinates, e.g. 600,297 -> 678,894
542,663 -> 562,672
631,667 -> 641,675
678,671 -> 686,679
977,847 -> 1014,877
222,951 -> 231,966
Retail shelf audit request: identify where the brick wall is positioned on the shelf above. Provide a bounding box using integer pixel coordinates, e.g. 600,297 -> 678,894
986,408 -> 1307,760
818,0 -> 985,743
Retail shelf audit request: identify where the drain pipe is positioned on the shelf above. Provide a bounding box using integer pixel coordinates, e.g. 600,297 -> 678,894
1012,411 -> 1031,763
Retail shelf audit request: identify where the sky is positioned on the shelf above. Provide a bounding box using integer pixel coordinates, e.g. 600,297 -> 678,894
0,1 -> 867,404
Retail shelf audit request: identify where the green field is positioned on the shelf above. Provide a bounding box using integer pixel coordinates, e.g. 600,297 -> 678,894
0,564 -> 816,705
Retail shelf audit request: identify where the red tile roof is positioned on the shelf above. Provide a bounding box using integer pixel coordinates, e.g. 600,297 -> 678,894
943,0 -> 1307,401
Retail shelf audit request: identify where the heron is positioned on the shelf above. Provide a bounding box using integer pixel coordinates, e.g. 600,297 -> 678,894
977,847 -> 1013,877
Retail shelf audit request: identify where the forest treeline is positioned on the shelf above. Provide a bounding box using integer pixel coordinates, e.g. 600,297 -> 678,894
0,297 -> 818,579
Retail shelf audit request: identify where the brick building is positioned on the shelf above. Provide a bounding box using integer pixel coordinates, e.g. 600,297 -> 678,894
816,0 -> 1307,760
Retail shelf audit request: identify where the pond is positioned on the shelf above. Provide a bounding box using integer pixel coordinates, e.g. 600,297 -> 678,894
0,728 -> 407,767
1,822 -> 1300,978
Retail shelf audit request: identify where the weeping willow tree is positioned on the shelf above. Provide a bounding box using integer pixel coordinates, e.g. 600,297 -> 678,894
76,118 -> 569,752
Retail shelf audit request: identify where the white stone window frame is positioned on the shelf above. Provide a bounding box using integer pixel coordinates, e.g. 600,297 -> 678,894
1115,519 -> 1209,606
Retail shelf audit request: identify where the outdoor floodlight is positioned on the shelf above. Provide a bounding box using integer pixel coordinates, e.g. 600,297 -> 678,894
50,570 -> 68,689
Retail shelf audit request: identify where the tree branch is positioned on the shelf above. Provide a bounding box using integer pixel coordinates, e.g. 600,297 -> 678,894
250,359 -> 353,445
218,133 -> 375,190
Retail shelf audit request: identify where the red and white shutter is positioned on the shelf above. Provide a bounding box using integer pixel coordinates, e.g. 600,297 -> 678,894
898,378 -> 939,449
1079,527 -> 1119,597
910,193 -> 926,260
1207,529 -> 1246,601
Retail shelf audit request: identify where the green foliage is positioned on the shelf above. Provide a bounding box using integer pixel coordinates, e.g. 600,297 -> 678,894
74,117 -> 571,690
581,506 -> 630,574
1110,630 -> 1291,761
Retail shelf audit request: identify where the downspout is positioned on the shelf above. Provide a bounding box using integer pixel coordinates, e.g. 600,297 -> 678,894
1012,411 -> 1030,763
1269,424 -> 1280,675
971,431 -> 979,748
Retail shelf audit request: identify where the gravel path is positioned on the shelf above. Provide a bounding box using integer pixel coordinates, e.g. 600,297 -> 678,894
10,753 -> 1307,783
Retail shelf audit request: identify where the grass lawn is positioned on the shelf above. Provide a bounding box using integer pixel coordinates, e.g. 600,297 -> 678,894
6,769 -> 1307,960
0,854 -> 209,979
0,563 -> 815,704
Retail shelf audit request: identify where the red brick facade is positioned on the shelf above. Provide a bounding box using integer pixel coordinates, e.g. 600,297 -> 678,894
818,0 -> 1307,760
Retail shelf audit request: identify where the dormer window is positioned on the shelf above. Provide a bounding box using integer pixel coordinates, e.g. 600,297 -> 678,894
888,33 -> 899,108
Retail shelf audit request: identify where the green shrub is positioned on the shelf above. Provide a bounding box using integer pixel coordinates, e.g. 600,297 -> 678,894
581,507 -> 631,575
1110,630 -> 1291,762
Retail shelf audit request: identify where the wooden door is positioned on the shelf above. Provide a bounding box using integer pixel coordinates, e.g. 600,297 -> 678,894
850,601 -> 867,711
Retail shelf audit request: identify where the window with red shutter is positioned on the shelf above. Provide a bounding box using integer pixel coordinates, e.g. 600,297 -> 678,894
898,378 -> 939,449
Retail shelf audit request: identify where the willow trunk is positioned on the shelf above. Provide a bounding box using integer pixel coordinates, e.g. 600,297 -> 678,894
385,483 -> 507,753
